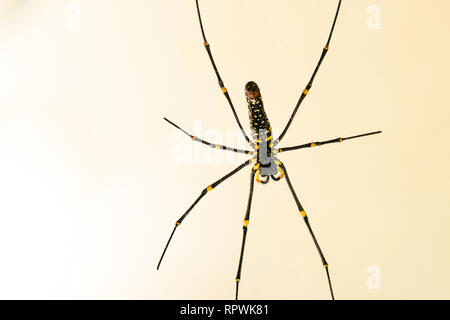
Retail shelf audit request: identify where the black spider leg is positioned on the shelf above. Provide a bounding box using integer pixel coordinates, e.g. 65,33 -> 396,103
274,0 -> 342,147
279,162 -> 335,300
235,166 -> 257,300
195,0 -> 255,147
157,159 -> 251,270
164,117 -> 255,155
276,130 -> 382,153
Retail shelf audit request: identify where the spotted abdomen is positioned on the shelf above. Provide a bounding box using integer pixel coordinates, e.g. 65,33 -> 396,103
248,98 -> 272,143
245,81 -> 272,146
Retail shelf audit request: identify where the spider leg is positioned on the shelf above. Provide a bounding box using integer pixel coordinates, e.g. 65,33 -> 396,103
195,0 -> 255,147
235,166 -> 257,300
279,162 -> 335,300
274,0 -> 342,146
165,117 -> 256,155
276,130 -> 382,153
157,159 -> 252,270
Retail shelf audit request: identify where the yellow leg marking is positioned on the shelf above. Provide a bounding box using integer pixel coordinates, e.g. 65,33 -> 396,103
324,264 -> 329,268
191,136 -> 195,140
303,89 -> 309,95
207,186 -> 213,192
243,220 -> 249,227
339,138 -> 343,142
324,46 -> 329,51
300,210 -> 306,218
278,149 -> 283,153
253,163 -> 260,171
236,279 -> 240,282
311,142 -> 316,147
266,135 -> 272,141
204,41 -> 209,46
277,166 -> 284,179
255,169 -> 262,183
221,87 -> 227,93
176,222 -> 181,226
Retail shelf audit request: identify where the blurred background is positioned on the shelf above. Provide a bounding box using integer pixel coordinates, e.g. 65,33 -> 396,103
0,0 -> 449,299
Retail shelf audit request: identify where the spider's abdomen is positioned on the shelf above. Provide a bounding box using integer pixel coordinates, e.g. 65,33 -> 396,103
245,82 -> 275,175
245,81 -> 272,145
248,98 -> 272,142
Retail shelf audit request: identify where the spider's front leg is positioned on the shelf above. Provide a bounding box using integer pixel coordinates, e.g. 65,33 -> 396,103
235,165 -> 257,300
157,159 -> 251,270
279,162 -> 335,300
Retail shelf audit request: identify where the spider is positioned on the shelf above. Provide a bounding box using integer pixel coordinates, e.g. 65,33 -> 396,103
157,0 -> 381,300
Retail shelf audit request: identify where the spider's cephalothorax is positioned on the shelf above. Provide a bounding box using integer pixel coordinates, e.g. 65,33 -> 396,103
158,0 -> 382,301
245,81 -> 280,183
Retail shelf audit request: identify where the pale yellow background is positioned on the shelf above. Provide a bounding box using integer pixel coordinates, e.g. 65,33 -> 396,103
0,0 -> 449,299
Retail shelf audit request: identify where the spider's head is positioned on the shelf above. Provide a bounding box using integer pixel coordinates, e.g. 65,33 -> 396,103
245,81 -> 261,101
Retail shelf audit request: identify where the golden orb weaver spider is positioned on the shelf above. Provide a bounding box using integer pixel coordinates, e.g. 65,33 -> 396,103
157,0 -> 381,300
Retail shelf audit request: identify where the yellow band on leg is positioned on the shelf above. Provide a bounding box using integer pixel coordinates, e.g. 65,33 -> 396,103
255,169 -> 262,183
277,167 -> 284,180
